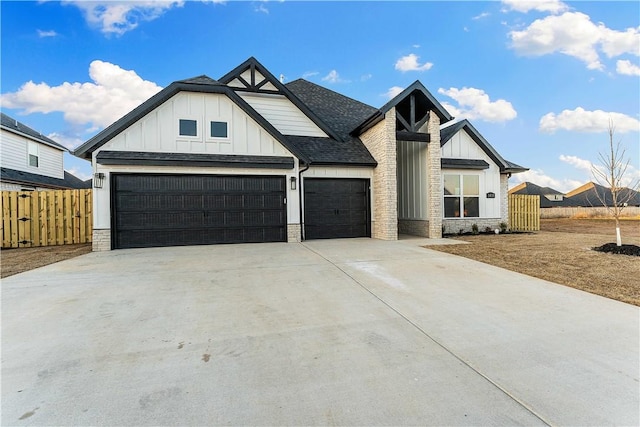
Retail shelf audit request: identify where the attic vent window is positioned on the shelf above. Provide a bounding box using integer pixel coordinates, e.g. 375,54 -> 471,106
179,119 -> 198,137
210,121 -> 228,139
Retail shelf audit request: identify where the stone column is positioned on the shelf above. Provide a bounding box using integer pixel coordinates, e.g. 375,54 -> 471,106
359,109 -> 398,240
426,112 -> 442,238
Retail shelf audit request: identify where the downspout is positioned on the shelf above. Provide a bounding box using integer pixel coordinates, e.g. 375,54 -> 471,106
298,161 -> 310,241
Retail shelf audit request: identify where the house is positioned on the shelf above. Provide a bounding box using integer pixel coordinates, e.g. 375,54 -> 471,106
564,182 -> 640,207
510,181 -> 640,209
1,113 -> 90,190
509,182 -> 566,208
73,57 -> 526,251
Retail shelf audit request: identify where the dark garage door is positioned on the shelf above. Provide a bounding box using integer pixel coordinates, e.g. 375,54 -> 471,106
304,178 -> 370,240
112,174 -> 287,249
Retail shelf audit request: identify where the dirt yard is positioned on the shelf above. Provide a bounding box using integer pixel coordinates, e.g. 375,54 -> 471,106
430,219 -> 640,306
1,244 -> 92,279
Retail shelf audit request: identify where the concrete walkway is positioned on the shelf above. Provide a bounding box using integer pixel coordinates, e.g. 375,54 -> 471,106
1,239 -> 638,426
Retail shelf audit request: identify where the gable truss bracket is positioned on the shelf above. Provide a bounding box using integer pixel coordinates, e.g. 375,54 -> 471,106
396,93 -> 430,132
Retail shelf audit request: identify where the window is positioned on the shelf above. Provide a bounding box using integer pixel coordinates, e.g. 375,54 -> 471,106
179,119 -> 198,137
28,142 -> 39,167
210,121 -> 228,139
444,174 -> 479,218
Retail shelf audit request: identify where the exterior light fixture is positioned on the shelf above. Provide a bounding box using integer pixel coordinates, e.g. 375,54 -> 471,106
290,176 -> 297,190
94,172 -> 105,189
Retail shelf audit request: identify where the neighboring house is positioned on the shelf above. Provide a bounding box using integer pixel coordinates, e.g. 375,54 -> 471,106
509,182 -> 566,208
510,181 -> 640,208
564,182 -> 640,207
73,57 -> 527,251
1,113 -> 89,190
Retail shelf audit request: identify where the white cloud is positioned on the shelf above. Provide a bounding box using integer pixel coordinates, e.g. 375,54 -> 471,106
560,154 -> 640,188
62,1 -> 226,35
302,71 -> 319,79
539,107 -> 640,133
47,132 -> 84,151
65,167 -> 92,181
394,54 -> 433,72
384,86 -> 404,100
437,87 -> 517,122
509,12 -> 640,71
254,2 -> 269,14
412,44 -> 421,49
37,29 -> 58,38
63,1 -> 185,35
321,70 -> 348,84
1,60 -> 162,130
559,154 -> 593,172
616,59 -> 640,76
472,12 -> 490,20
360,74 -> 372,82
511,168 -> 583,193
501,0 -> 568,14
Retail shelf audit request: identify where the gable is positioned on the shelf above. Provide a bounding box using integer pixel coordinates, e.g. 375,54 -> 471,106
239,92 -> 328,138
441,127 -> 501,169
96,92 -> 295,159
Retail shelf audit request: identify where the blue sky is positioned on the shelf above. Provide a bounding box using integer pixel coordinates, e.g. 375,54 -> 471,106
1,0 -> 639,192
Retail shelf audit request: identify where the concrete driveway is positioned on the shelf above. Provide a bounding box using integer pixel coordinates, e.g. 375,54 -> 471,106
2,238 -> 638,426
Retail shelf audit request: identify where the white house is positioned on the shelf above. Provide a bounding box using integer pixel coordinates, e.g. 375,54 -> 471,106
73,57 -> 526,251
1,113 -> 88,190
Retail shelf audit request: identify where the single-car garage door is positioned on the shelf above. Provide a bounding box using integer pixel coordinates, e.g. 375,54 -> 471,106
112,174 -> 287,249
303,178 -> 370,240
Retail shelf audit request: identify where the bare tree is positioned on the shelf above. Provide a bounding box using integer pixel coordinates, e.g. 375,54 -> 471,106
591,120 -> 640,246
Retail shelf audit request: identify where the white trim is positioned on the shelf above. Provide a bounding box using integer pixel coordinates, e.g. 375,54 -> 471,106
177,118 -> 200,139
206,119 -> 231,143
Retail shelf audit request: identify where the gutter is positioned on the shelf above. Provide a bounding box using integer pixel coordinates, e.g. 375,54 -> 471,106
298,161 -> 310,241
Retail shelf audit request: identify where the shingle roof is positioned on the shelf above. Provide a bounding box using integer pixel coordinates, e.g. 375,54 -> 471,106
286,79 -> 379,141
564,182 -> 640,207
285,136 -> 376,166
440,119 -> 527,174
1,167 -> 89,189
1,113 -> 67,151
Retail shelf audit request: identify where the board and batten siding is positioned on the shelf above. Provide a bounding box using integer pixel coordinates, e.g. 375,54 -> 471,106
441,129 -> 502,219
240,93 -> 327,138
0,130 -> 65,179
92,91 -> 301,231
397,140 -> 428,220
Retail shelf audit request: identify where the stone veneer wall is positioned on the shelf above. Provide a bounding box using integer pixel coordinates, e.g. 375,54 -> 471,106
287,224 -> 301,242
426,113 -> 442,238
359,109 -> 398,240
92,229 -> 111,251
398,219 -> 429,237
442,218 -> 503,234
500,174 -> 509,225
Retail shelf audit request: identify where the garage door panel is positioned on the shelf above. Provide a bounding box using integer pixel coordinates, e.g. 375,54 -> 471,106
304,178 -> 370,240
113,174 -> 286,249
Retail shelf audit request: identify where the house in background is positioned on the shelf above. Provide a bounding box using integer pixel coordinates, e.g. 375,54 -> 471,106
73,57 -> 527,251
509,181 -> 640,208
509,182 -> 566,208
1,113 -> 90,190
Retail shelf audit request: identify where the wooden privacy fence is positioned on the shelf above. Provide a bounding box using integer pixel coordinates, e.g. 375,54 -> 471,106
509,194 -> 540,231
1,189 -> 92,248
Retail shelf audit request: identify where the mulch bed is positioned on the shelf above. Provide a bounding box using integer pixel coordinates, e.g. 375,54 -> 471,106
593,243 -> 640,257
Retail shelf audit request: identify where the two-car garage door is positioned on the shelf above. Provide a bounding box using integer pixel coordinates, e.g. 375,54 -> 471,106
112,174 -> 287,249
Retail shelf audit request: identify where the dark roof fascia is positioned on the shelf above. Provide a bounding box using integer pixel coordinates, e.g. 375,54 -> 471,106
350,111 -> 384,136
1,113 -> 67,152
441,158 -> 490,170
306,160 -> 378,167
396,131 -> 431,142
73,81 -> 310,164
380,80 -> 453,124
218,57 -> 343,142
96,151 -> 295,170
440,119 -> 522,173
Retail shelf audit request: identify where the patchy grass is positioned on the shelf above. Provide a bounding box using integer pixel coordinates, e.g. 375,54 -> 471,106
428,219 -> 640,306
1,244 -> 92,278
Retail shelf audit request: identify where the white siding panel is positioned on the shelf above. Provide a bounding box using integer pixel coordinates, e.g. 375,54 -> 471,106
397,140 -> 427,220
240,93 -> 327,137
0,129 -> 64,178
97,92 -> 293,158
441,128 -> 503,219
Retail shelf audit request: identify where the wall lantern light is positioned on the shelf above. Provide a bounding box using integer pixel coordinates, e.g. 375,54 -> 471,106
94,172 -> 105,189
290,176 -> 297,190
